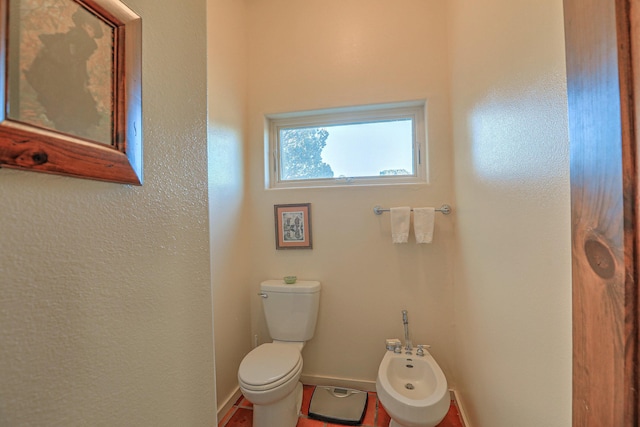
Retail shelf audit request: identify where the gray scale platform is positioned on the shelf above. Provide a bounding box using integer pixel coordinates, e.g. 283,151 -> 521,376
308,386 -> 368,426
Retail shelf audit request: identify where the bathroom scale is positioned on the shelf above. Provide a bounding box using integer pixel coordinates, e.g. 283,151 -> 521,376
308,386 -> 368,425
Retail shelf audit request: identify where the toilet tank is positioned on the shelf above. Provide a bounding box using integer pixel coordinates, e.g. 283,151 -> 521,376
260,280 -> 321,342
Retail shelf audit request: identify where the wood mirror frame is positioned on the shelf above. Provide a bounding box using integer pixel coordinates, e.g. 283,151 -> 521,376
0,0 -> 142,185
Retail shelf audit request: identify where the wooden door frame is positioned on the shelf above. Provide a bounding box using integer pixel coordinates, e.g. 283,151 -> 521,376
563,0 -> 639,425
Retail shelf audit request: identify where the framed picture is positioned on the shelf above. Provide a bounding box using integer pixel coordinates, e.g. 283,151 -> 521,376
0,0 -> 142,184
274,203 -> 313,250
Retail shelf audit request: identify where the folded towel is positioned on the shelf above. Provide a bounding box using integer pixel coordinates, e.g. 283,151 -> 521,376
414,207 -> 435,244
390,207 -> 411,243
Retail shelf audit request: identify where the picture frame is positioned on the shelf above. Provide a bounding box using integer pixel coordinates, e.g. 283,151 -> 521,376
0,0 -> 142,185
274,203 -> 313,250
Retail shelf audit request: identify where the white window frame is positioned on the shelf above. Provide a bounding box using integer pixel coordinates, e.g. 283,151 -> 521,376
265,101 -> 428,189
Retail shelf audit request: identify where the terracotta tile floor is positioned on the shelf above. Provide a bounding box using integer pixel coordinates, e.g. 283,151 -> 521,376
219,385 -> 464,427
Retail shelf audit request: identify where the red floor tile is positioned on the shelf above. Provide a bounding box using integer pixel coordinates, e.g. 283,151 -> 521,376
297,417 -> 325,427
360,392 -> 378,426
237,397 -> 253,408
436,402 -> 464,427
218,407 -> 236,427
223,407 -> 252,427
220,386 -> 464,427
301,385 -> 315,416
375,402 -> 391,427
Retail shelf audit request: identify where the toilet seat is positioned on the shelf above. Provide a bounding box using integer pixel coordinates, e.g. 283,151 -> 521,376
238,343 -> 302,392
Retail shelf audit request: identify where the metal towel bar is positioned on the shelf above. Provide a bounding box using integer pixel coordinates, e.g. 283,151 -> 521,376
373,204 -> 452,215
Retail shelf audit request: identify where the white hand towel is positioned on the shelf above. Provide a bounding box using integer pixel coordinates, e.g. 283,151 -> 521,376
390,207 -> 411,243
414,207 -> 435,244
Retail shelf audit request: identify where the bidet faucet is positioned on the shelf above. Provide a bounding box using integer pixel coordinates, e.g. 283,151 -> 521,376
402,309 -> 412,353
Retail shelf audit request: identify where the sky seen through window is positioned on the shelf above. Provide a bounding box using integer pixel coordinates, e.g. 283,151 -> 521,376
319,119 -> 414,177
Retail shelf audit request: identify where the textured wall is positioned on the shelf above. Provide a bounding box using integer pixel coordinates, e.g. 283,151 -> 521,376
0,0 -> 215,425
449,0 -> 572,425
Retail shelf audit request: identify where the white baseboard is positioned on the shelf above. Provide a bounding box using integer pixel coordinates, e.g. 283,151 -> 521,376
216,386 -> 242,424
450,389 -> 471,427
300,374 -> 377,392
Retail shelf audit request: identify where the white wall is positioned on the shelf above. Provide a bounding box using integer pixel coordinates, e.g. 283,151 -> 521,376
0,0 -> 215,425
0,0 -> 573,424
207,0 -> 252,415
245,0 -> 456,388
449,0 -> 572,426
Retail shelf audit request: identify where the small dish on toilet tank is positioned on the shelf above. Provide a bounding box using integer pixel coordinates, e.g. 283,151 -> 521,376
283,276 -> 297,284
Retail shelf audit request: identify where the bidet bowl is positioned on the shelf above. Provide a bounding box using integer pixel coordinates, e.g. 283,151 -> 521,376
376,350 -> 449,427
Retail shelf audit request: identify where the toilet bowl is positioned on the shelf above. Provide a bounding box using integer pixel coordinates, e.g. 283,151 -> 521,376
376,349 -> 449,427
238,343 -> 303,427
238,280 -> 321,427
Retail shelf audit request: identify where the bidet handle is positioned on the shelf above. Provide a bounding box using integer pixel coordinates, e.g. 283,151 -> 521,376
416,344 -> 431,356
386,338 -> 401,351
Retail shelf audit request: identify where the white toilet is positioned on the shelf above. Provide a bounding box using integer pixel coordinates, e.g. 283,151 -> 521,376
238,279 -> 321,427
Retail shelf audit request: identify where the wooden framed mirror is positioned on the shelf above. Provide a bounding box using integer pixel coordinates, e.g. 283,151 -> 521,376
0,0 -> 142,184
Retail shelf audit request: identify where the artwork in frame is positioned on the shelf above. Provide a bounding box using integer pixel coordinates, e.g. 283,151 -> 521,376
0,0 -> 142,184
274,203 -> 313,250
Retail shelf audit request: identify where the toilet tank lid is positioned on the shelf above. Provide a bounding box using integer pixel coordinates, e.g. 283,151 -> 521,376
261,280 -> 321,293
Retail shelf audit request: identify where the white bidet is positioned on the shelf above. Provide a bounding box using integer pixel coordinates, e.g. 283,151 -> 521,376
375,348 -> 449,427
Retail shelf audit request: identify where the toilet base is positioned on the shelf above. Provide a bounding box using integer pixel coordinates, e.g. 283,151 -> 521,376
252,381 -> 303,427
389,420 -> 428,427
390,420 -> 413,427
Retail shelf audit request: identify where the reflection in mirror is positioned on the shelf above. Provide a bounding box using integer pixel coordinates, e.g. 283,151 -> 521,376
7,0 -> 114,145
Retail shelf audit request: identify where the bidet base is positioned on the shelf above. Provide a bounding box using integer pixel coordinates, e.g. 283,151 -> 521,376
389,419 -> 421,427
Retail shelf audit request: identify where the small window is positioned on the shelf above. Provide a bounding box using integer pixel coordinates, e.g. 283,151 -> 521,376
266,101 -> 427,189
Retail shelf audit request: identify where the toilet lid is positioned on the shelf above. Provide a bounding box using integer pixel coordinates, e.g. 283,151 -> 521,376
238,343 -> 302,387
